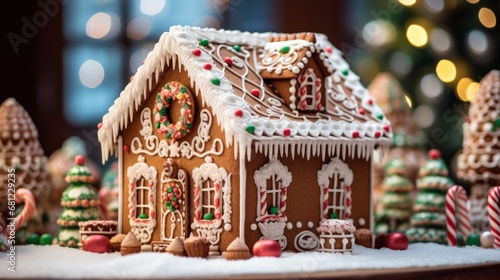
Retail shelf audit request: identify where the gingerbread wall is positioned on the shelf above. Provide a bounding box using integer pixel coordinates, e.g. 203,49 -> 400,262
121,65 -> 241,252
243,149 -> 372,251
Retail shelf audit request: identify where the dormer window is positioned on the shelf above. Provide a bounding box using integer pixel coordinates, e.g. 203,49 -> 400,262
257,33 -> 332,113
299,68 -> 323,111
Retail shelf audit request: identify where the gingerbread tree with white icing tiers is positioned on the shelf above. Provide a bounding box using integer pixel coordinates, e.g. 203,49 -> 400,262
56,155 -> 101,247
457,70 -> 500,232
0,98 -> 49,214
375,158 -> 413,234
406,150 -> 453,244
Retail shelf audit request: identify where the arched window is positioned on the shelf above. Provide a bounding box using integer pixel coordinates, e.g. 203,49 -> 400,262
298,68 -> 323,111
317,158 -> 353,221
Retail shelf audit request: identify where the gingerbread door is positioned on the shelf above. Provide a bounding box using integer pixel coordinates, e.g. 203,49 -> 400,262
159,159 -> 189,242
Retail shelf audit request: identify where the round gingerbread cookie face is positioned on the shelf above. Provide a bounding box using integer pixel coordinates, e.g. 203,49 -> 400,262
153,81 -> 195,141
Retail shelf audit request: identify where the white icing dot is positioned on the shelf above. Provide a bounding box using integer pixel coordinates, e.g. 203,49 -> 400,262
276,67 -> 282,74
224,224 -> 232,231
358,218 -> 366,226
483,122 -> 492,132
306,51 -> 312,57
296,221 -> 302,228
291,66 -> 300,74
191,223 -> 196,230
250,223 -> 257,231
307,221 -> 314,228
286,222 -> 293,230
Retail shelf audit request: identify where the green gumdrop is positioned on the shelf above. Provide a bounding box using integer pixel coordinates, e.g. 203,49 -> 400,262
341,69 -> 349,76
139,213 -> 148,219
233,45 -> 241,52
466,233 -> 481,246
200,38 -> 209,46
40,234 -> 53,245
26,233 -> 40,245
279,46 -> 290,54
246,125 -> 255,134
328,213 -> 338,219
203,213 -> 214,220
268,206 -> 279,215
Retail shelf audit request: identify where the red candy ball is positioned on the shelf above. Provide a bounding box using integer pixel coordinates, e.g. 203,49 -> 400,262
83,235 -> 111,254
74,155 -> 85,165
252,239 -> 281,257
385,232 -> 409,250
428,149 -> 441,159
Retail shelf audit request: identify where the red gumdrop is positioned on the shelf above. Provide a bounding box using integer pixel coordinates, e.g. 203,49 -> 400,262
75,155 -> 85,165
429,149 -> 441,159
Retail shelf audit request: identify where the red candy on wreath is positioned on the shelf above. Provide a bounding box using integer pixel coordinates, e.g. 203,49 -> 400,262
154,81 -> 195,141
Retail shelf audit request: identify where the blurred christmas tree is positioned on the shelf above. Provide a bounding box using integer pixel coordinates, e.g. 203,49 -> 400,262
350,0 -> 499,182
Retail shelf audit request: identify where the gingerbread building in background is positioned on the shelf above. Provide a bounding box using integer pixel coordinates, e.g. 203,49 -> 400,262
457,70 -> 500,232
97,26 -> 392,254
368,73 -> 426,184
0,98 -> 49,215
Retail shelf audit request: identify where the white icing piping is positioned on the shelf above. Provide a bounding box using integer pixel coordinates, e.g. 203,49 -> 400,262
98,26 -> 392,164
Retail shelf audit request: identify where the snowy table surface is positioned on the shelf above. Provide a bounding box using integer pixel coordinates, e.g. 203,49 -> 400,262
1,243 -> 500,279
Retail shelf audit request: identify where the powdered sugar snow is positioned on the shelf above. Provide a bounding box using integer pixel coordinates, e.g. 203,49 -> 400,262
1,243 -> 500,278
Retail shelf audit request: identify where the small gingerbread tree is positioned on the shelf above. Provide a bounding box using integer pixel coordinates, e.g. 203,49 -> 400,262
375,158 -> 413,234
457,70 -> 500,232
56,155 -> 101,247
406,150 -> 453,244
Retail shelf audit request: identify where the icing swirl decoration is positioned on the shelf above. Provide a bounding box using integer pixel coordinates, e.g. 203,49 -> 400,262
154,81 -> 195,141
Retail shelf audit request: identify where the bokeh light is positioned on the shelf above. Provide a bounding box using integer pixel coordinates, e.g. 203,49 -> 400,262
424,0 -> 445,13
414,105 -> 435,128
435,59 -> 457,82
420,73 -> 443,99
466,82 -> 480,101
478,7 -> 496,28
79,60 -> 105,88
127,17 -> 152,40
140,0 -> 166,16
86,13 -> 111,39
398,0 -> 416,6
429,28 -> 452,54
467,30 -> 489,55
389,52 -> 413,76
362,20 -> 396,47
406,24 -> 428,47
456,78 -> 473,101
404,94 -> 413,108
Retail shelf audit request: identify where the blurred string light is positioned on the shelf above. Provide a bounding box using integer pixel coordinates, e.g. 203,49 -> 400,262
79,60 -> 105,88
466,82 -> 480,101
467,30 -> 489,56
404,94 -> 413,108
406,24 -> 428,47
140,0 -> 166,16
478,7 -> 496,28
467,0 -> 479,3
423,0 -> 445,13
127,16 -> 152,40
414,105 -> 434,128
429,28 -> 452,54
435,59 -> 456,83
86,12 -> 120,40
398,0 -> 416,6
362,20 -> 396,47
389,52 -> 413,76
420,73 -> 443,99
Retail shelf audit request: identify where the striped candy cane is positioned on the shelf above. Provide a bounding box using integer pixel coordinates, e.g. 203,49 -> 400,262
214,182 -> 221,220
260,188 -> 267,217
488,186 -> 500,248
322,186 -> 329,219
13,188 -> 36,232
280,187 -> 287,216
446,185 -> 471,246
194,185 -> 201,220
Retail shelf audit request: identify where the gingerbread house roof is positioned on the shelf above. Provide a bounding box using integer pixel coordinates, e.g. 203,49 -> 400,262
258,33 -> 333,79
98,26 -> 392,163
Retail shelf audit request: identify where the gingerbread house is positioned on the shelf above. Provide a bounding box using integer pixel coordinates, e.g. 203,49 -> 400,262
97,26 -> 392,253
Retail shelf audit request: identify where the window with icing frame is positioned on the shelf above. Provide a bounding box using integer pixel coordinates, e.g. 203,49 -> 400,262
254,160 -> 292,222
298,68 -> 323,111
200,180 -> 221,221
135,176 -> 151,219
318,158 -> 353,221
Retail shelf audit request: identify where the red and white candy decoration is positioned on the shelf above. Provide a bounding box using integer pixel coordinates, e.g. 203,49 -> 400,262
445,185 -> 471,246
487,186 -> 500,248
